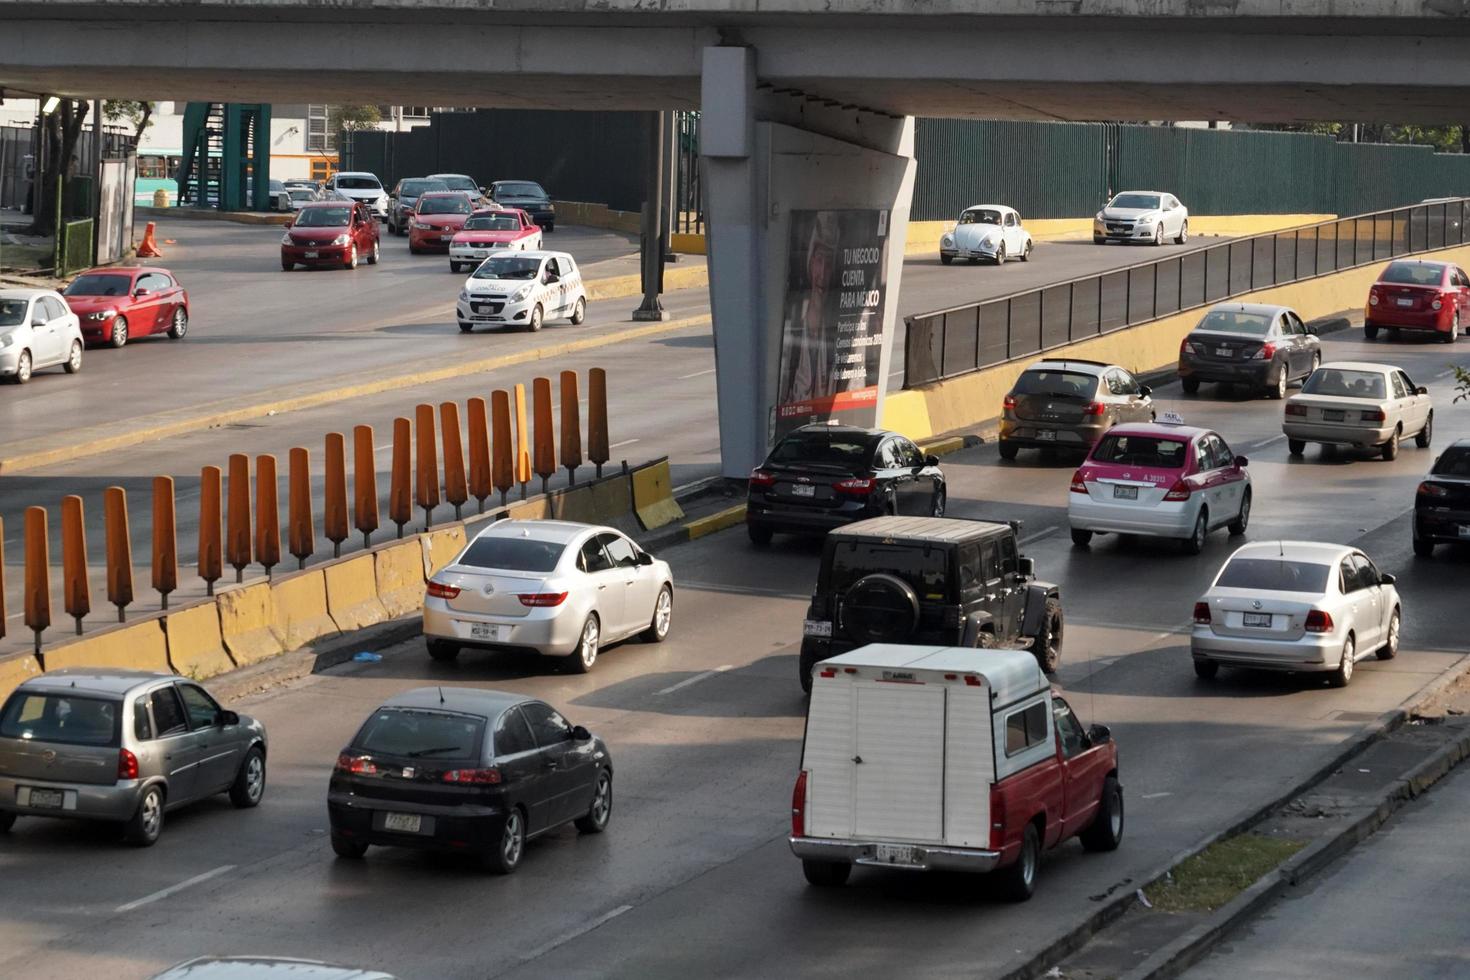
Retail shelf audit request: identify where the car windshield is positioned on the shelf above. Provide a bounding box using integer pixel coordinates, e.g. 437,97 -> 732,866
1379,261 -> 1444,286
960,209 -> 1002,225
0,298 -> 29,326
418,196 -> 473,215
335,176 -> 381,190
353,708 -> 484,761
1109,193 -> 1161,210
64,274 -> 132,297
464,214 -> 521,231
1301,369 -> 1387,399
497,182 -> 546,198
437,176 -> 478,193
294,207 -> 351,227
1090,434 -> 1189,468
825,541 -> 949,600
1197,310 -> 1273,335
768,431 -> 875,471
458,536 -> 565,572
1432,446 -> 1470,476
1215,558 -> 1332,594
288,189 -> 315,202
269,180 -> 284,192
473,256 -> 542,280
1012,369 -> 1097,400
400,179 -> 446,197
0,692 -> 121,747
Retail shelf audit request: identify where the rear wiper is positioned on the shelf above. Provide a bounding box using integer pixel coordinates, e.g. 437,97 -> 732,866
406,746 -> 464,757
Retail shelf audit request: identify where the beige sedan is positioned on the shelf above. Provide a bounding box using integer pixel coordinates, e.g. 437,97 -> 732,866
1283,361 -> 1433,460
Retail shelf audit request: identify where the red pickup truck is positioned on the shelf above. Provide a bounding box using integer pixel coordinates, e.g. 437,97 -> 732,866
789,644 -> 1123,900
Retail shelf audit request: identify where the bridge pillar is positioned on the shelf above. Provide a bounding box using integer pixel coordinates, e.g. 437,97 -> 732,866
701,46 -> 916,479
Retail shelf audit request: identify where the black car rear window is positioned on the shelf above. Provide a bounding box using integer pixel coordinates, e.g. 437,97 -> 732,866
825,542 -> 949,600
1215,558 -> 1331,594
1196,310 -> 1272,336
768,431 -> 876,470
460,536 -> 566,572
1379,261 -> 1444,285
0,693 -> 122,747
1431,447 -> 1470,476
353,708 -> 485,761
1011,369 -> 1097,399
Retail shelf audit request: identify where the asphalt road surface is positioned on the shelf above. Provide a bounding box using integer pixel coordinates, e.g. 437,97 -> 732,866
0,325 -> 1466,978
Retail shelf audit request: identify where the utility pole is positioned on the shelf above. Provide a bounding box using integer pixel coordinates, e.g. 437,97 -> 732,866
632,110 -> 669,322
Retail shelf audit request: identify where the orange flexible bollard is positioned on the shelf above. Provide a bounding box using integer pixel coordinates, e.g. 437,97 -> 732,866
532,377 -> 556,494
324,432 -> 348,557
289,447 -> 315,569
226,454 -> 252,582
467,397 -> 492,512
61,495 -> 89,635
390,416 -> 412,538
137,220 -> 163,257
513,383 -> 532,499
588,368 -> 609,478
152,476 -> 178,609
255,455 -> 281,579
24,506 -> 50,653
103,486 -> 133,622
441,401 -> 468,520
199,465 -> 223,595
491,390 -> 513,507
415,403 -> 440,529
354,425 -> 380,547
560,370 -> 583,485
0,517 -> 7,641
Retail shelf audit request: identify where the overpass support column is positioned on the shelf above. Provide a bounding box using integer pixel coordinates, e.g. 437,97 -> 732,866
701,47 -> 916,479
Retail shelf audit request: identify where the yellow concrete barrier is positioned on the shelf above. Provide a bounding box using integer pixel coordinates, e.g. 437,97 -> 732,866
270,570 -> 339,650
583,263 -> 709,303
881,389 -> 935,443
324,553 -> 390,632
375,540 -> 427,618
671,232 -> 706,255
903,213 -> 1339,255
506,498 -> 551,521
42,620 -> 170,674
553,485 -> 599,523
631,459 -> 684,530
0,652 -> 41,701
162,603 -> 235,680
421,526 -> 468,578
217,581 -> 285,666
687,504 -> 747,541
552,199 -> 641,234
591,474 -> 633,523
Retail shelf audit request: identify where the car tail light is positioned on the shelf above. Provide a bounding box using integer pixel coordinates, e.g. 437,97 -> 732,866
834,476 -> 875,495
442,767 -> 502,785
791,771 -> 809,837
1285,403 -> 1307,417
1419,481 -> 1449,498
1251,342 -> 1276,361
426,581 -> 460,599
1368,290 -> 1380,306
1193,602 -> 1211,625
1180,337 -> 1200,354
1304,610 -> 1334,633
989,784 -> 1008,850
335,753 -> 377,776
1163,478 -> 1193,501
1360,409 -> 1387,422
1083,401 -> 1106,417
1003,394 -> 1017,411
1070,470 -> 1089,494
518,592 -> 568,607
117,748 -> 139,781
1432,296 -> 1444,311
749,468 -> 776,488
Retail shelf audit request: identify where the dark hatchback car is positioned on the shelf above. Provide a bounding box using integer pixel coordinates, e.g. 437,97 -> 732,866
746,424 -> 945,545
488,180 -> 554,231
387,177 -> 449,236
1178,303 -> 1321,399
328,688 -> 612,874
1414,438 -> 1470,557
998,359 -> 1154,460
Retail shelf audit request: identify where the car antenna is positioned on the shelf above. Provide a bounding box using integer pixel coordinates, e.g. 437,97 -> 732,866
438,686 -> 446,705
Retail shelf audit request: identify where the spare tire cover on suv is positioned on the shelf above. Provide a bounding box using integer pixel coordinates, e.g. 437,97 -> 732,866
843,573 -> 922,644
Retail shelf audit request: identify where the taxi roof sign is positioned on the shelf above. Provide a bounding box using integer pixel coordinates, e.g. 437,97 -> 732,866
1157,411 -> 1187,426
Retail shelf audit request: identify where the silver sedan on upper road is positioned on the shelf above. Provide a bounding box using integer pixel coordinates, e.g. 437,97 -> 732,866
1094,191 -> 1189,245
1283,360 -> 1434,460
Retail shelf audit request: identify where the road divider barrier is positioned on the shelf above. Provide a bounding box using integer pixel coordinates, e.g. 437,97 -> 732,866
324,434 -> 349,556
354,425 -> 380,546
255,456 -> 281,578
269,570 -> 339,651
440,402 -> 468,520
162,603 -> 233,680
560,371 -> 582,485
61,496 -> 89,635
289,446 -> 316,567
533,378 -> 556,493
227,454 -> 252,581
42,619 -> 170,674
104,487 -> 133,621
631,458 -> 684,531
217,581 -> 284,667
24,507 -> 50,652
324,554 -> 389,632
422,527 -> 468,578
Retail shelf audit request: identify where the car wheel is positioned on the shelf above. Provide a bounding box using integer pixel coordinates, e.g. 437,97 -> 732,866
1416,411 -> 1433,449
228,746 -> 266,808
345,244 -> 358,270
1070,528 -> 1093,547
928,488 -> 947,518
331,834 -> 368,859
748,523 -> 773,547
1182,509 -> 1208,555
0,810 -> 14,833
1021,239 -> 1033,261
574,769 -> 613,834
1307,351 -> 1320,378
1079,776 -> 1125,852
641,585 -> 673,643
367,240 -> 380,265
1378,607 -> 1400,660
110,316 -> 129,349
426,639 -> 459,662
802,860 -> 852,887
483,807 -> 526,874
1267,366 -> 1287,400
62,340 -> 82,374
458,322 -> 474,334
168,307 -> 188,339
1382,426 -> 1401,461
570,297 -> 586,325
449,262 -> 460,274
124,785 -> 164,846
1329,634 -> 1356,688
1093,235 -> 1106,245
568,614 -> 599,673
940,254 -> 953,265
10,350 -> 31,384
1413,536 -> 1435,558
1228,490 -> 1251,536
1154,225 -> 1165,246
1176,220 -> 1189,245
409,243 -> 422,255
998,439 -> 1019,461
1180,376 -> 1200,395
999,823 -> 1040,902
1194,659 -> 1219,680
528,303 -> 544,332
1288,438 -> 1306,457
1028,598 -> 1063,674
1364,322 -> 1379,341
1444,312 -> 1460,344
994,242 -> 1006,265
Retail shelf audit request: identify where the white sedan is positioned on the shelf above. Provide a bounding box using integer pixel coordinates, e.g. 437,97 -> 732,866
940,204 -> 1032,265
1094,191 -> 1189,246
1283,361 -> 1433,460
1190,541 -> 1400,686
0,288 -> 84,384
422,520 -> 674,672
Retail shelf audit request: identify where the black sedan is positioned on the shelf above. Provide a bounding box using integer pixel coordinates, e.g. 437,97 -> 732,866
488,180 -> 554,232
1414,438 -> 1470,557
1178,302 -> 1321,400
327,688 -> 612,874
746,424 -> 945,546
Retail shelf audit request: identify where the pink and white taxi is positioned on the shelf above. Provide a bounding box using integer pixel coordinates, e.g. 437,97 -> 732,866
1067,416 -> 1252,555
448,209 -> 543,273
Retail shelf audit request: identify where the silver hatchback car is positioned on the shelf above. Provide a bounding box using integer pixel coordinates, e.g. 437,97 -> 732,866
0,670 -> 268,846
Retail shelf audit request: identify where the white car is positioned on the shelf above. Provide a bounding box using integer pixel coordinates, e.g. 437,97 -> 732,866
323,171 -> 389,219
939,204 -> 1033,265
1191,541 -> 1401,686
422,520 -> 674,673
456,250 -> 587,333
1094,191 -> 1189,246
1283,361 -> 1434,461
0,289 -> 84,384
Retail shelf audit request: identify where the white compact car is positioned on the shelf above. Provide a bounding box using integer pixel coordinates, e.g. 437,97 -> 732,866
323,171 -> 389,219
0,288 -> 84,384
939,204 -> 1033,265
422,520 -> 674,672
1191,541 -> 1400,686
456,250 -> 587,333
1283,361 -> 1434,460
1094,191 -> 1189,246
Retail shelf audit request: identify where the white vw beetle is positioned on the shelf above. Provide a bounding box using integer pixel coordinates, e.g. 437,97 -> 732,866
456,250 -> 587,333
940,204 -> 1033,265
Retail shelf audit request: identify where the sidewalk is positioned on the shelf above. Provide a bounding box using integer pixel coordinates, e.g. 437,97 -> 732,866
0,207 -> 54,274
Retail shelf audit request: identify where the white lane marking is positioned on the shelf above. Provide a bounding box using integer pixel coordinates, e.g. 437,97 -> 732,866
1252,434 -> 1286,449
1077,620 -> 1191,636
1019,526 -> 1058,546
521,904 -> 634,962
681,581 -> 806,599
115,864 -> 236,913
1141,792 -> 1173,800
609,438 -> 640,449
677,367 -> 716,380
656,665 -> 734,696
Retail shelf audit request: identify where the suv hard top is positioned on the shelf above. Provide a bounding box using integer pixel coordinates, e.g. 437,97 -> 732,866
798,516 -> 1062,692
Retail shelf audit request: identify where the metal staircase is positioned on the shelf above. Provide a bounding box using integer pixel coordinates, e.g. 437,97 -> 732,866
177,102 -> 273,210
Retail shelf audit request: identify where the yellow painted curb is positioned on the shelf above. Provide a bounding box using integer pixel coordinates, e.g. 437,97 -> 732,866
163,603 -> 235,680
584,263 -> 709,302
904,213 -> 1339,254
324,553 -> 390,632
137,207 -> 292,226
375,540 -> 427,618
42,620 -> 170,674
0,652 -> 41,703
218,581 -> 285,667
918,436 -> 967,457
270,570 -> 340,650
421,526 -> 468,578
687,504 -> 746,540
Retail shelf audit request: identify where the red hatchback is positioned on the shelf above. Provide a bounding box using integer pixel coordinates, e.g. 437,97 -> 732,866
62,266 -> 189,348
281,201 -> 380,271
408,192 -> 475,254
1365,259 -> 1469,343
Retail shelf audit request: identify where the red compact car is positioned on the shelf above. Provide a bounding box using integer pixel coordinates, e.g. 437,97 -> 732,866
447,209 -> 543,273
408,192 -> 475,255
62,266 -> 189,348
1365,258 -> 1469,343
281,201 -> 380,271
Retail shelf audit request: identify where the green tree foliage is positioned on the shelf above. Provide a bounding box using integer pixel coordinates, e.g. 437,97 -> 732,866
1455,364 -> 1470,404
330,105 -> 383,133
102,100 -> 154,143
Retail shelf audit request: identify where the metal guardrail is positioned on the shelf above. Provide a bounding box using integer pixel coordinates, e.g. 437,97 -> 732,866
903,198 -> 1470,389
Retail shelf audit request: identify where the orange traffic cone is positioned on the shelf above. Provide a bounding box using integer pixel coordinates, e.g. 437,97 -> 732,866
137,221 -> 163,258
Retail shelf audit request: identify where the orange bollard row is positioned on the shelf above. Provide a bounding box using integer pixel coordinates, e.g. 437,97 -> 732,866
532,377 -> 556,494
199,465 -> 223,595
491,390 -> 513,507
467,397 -> 492,512
415,403 -> 440,528
153,476 -> 178,609
560,370 -> 583,485
104,486 -> 133,622
61,495 -> 89,635
24,506 -> 50,653
289,447 -> 315,569
256,455 -> 281,579
588,367 -> 609,478
324,432 -> 348,557
513,383 -> 532,499
390,416 -> 412,538
354,425 -> 380,548
441,401 -> 468,520
227,454 -> 252,582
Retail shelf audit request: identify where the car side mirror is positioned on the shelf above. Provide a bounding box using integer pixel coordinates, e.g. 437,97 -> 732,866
1017,556 -> 1035,578
1138,384 -> 1152,397
219,709 -> 240,727
636,551 -> 655,567
1306,325 -> 1319,335
31,317 -> 45,327
571,725 -> 592,742
1088,723 -> 1112,745
924,454 -> 940,467
134,288 -> 151,298
1379,572 -> 1396,586
1234,455 -> 1249,468
1416,386 -> 1429,395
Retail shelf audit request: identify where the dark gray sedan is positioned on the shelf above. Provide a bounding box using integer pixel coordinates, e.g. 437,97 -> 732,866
1178,302 -> 1322,399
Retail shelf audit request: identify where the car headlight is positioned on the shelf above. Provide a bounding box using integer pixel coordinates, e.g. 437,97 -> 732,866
545,203 -> 555,213
511,285 -> 532,302
458,289 -> 471,302
1135,214 -> 1155,225
940,234 -> 954,247
0,333 -> 13,348
281,232 -> 293,245
87,310 -> 116,321
1096,212 -> 1105,221
332,234 -> 350,245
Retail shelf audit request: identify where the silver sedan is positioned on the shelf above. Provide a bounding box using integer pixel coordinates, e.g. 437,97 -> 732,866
422,520 -> 674,672
1190,541 -> 1401,686
1283,361 -> 1433,460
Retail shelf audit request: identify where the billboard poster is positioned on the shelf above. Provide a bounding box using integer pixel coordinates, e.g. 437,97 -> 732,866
773,209 -> 891,438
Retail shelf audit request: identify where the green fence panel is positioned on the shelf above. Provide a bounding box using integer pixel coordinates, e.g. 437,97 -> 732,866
56,219 -> 94,276
913,120 -> 1108,220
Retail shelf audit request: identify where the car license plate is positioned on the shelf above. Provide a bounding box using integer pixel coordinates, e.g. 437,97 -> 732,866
1323,409 -> 1345,422
1243,612 -> 1272,628
1459,525 -> 1470,539
1036,429 -> 1056,441
875,843 -> 919,865
21,787 -> 64,808
384,812 -> 422,834
1113,485 -> 1138,500
792,484 -> 816,498
441,234 -> 454,241
803,619 -> 833,638
470,623 -> 501,641
1396,297 -> 1414,307
1216,347 -> 1233,357
303,250 -> 318,259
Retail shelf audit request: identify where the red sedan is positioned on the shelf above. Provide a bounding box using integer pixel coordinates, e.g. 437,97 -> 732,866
62,266 -> 189,348
408,192 -> 475,255
448,209 -> 543,273
1365,258 -> 1469,343
281,201 -> 380,271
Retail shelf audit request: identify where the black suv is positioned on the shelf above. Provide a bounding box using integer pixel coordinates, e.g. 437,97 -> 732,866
797,517 -> 1063,692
